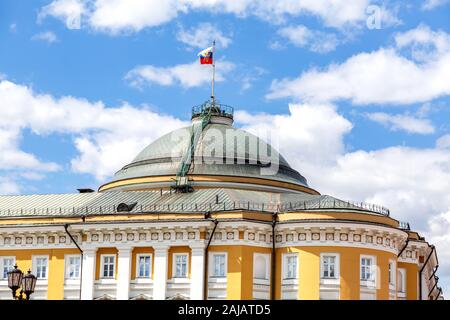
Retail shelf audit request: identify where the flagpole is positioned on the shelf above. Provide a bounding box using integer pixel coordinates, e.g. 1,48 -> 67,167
211,40 -> 216,106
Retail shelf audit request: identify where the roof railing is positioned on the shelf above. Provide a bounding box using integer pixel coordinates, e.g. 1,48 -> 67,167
192,100 -> 234,119
0,199 -> 391,217
399,221 -> 411,230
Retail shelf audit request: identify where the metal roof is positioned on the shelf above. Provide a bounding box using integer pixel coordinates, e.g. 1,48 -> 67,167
109,123 -> 309,188
0,189 -> 391,218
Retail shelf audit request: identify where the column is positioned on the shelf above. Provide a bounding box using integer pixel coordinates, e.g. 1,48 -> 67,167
190,244 -> 206,300
81,248 -> 97,300
116,247 -> 133,300
153,245 -> 169,300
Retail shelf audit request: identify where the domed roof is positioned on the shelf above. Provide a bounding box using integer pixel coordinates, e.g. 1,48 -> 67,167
100,117 -> 312,193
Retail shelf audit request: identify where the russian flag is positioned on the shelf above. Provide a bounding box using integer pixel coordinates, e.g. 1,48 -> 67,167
198,46 -> 214,64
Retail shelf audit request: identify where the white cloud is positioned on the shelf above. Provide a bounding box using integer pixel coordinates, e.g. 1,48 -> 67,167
176,23 -> 232,50
39,0 -> 385,34
39,0 -> 84,29
125,60 -> 235,89
422,0 -> 450,10
0,177 -> 21,195
267,25 -> 450,105
366,112 -> 435,134
0,80 -> 186,182
236,103 -> 353,167
277,25 -> 339,53
436,134 -> 450,149
32,31 -> 58,43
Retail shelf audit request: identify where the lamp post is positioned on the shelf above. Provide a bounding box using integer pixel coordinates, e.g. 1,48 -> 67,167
7,265 -> 37,300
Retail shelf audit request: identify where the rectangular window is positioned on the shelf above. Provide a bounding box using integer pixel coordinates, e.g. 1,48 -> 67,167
1,257 -> 15,279
174,254 -> 188,278
322,255 -> 337,278
213,254 -> 226,277
35,257 -> 48,279
66,256 -> 81,279
137,255 -> 152,278
285,255 -> 297,279
361,257 -> 374,281
102,255 -> 115,278
388,261 -> 395,285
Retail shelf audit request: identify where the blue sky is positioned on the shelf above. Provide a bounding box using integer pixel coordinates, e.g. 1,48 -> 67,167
0,0 -> 450,295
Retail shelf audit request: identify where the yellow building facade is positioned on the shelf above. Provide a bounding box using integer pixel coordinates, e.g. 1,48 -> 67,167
0,101 -> 443,300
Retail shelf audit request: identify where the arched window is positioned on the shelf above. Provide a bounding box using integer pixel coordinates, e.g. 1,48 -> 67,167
397,270 -> 404,292
254,255 -> 267,279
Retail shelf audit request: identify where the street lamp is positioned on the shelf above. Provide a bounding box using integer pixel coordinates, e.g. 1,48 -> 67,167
7,265 -> 37,300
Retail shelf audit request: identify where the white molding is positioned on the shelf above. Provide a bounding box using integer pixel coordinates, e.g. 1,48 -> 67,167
253,253 -> 270,281
208,252 -> 228,279
32,255 -> 49,280
0,256 -> 15,280
172,253 -> 189,279
320,253 -> 340,284
99,254 -> 116,279
135,253 -> 152,279
360,254 -> 377,288
281,253 -> 298,281
64,254 -> 81,281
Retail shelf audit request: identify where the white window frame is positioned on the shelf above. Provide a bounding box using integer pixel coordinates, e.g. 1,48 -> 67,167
360,255 -> 376,287
282,253 -> 298,280
65,254 -> 81,280
208,252 -> 227,281
253,253 -> 270,281
100,254 -> 116,279
0,256 -> 15,280
320,253 -> 340,280
32,255 -> 49,280
172,253 -> 189,278
388,260 -> 396,290
397,268 -> 406,294
136,254 -> 152,278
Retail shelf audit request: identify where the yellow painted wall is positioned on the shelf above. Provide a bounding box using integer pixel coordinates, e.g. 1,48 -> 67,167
275,247 -> 396,300
131,247 -> 154,280
209,245 -> 271,300
0,248 -> 79,300
167,246 -> 191,279
398,262 -> 419,300
95,248 -> 118,280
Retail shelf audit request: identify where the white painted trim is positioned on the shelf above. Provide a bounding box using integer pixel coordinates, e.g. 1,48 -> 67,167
320,253 -> 340,282
397,268 -> 406,293
0,256 -> 15,280
32,255 -> 49,280
253,253 -> 270,280
100,254 -> 116,279
208,252 -> 228,279
282,253 -> 298,280
360,254 -> 377,288
64,254 -> 81,280
172,253 -> 189,279
135,254 -> 152,279
388,259 -> 396,291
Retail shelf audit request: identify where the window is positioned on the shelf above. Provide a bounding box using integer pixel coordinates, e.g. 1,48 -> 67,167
137,255 -> 152,278
360,257 -> 375,281
213,254 -> 226,277
388,261 -> 395,285
101,255 -> 115,278
397,269 -> 406,293
284,254 -> 298,279
254,254 -> 269,280
321,255 -> 337,279
66,255 -> 81,279
174,254 -> 188,278
1,257 -> 15,279
33,256 -> 48,279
